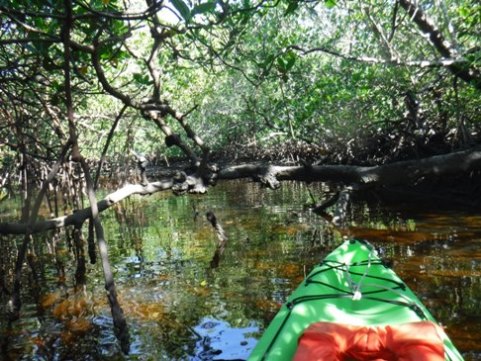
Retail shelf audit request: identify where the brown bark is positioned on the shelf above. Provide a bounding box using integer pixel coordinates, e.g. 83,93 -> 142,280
2,146 -> 481,236
218,146 -> 481,187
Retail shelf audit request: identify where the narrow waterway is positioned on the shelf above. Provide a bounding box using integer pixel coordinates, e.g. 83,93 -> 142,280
0,181 -> 480,360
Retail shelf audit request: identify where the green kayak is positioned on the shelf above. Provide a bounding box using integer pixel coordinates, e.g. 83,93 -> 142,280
248,239 -> 463,361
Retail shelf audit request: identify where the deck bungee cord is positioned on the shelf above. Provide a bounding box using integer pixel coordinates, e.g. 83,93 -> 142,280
250,239 -> 463,361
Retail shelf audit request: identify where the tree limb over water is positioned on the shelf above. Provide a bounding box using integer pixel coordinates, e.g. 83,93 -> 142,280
2,146 -> 481,236
398,0 -> 481,90
0,181 -> 173,235
218,145 -> 481,186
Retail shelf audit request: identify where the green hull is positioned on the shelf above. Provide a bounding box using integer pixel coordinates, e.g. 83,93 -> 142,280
248,239 -> 463,361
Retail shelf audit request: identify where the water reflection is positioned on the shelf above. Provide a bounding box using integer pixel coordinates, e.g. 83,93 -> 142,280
192,318 -> 258,360
0,180 -> 481,360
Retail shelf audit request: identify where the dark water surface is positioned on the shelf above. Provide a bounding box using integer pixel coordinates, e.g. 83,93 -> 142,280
1,181 -> 480,360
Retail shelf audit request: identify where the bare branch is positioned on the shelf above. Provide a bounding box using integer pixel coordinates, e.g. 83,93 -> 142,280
399,0 -> 481,90
93,105 -> 128,188
0,181 -> 174,235
288,45 -> 469,68
388,0 -> 399,42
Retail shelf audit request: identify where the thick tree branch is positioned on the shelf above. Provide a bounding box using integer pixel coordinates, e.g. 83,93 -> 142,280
143,109 -> 200,165
218,145 -> 481,187
3,146 -> 481,236
91,38 -> 137,107
90,33 -> 204,165
0,181 -> 174,235
399,0 -> 481,90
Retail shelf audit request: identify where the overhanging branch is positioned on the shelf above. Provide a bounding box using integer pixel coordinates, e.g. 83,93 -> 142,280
2,146 -> 481,236
398,0 -> 481,90
288,45 -> 469,68
0,181 -> 174,235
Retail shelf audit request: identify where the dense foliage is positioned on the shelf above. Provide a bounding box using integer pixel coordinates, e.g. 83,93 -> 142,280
1,0 -> 480,177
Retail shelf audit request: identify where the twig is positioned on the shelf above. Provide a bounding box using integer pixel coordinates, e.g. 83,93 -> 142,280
206,211 -> 228,269
94,105 -> 128,189
312,191 -> 341,214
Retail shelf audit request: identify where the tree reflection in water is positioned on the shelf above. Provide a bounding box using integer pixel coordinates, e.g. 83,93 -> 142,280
0,180 -> 480,360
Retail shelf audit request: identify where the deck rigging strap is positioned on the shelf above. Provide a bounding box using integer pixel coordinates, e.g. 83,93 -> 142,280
346,247 -> 373,300
260,254 -> 429,360
306,260 -> 405,289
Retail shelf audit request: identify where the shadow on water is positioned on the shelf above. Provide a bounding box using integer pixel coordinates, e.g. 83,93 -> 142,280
1,180 -> 481,360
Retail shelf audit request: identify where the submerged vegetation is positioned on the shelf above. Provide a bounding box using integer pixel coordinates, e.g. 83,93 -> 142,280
1,0 -> 481,358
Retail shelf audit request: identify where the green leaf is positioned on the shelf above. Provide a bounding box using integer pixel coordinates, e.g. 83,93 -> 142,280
276,51 -> 296,73
240,12 -> 250,25
284,1 -> 299,16
133,73 -> 152,85
170,0 -> 191,21
263,54 -> 275,69
277,56 -> 287,72
284,50 -> 296,71
325,0 -> 336,8
191,2 -> 216,17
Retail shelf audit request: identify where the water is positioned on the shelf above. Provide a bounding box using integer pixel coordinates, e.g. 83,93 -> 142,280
0,180 -> 480,360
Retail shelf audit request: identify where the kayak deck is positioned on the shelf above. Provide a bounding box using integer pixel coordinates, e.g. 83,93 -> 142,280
248,239 -> 463,361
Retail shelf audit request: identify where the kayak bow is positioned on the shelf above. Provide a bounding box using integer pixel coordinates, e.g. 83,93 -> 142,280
248,239 -> 463,361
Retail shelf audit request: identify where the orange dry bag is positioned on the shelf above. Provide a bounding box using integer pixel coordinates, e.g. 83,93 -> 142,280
293,321 -> 445,361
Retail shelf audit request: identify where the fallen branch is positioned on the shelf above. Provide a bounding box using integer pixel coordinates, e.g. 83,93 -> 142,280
218,145 -> 481,187
206,211 -> 228,269
0,180 -> 173,235
2,146 -> 481,236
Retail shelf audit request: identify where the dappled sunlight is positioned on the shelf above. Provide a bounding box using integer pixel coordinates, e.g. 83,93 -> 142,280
2,0 -> 481,358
